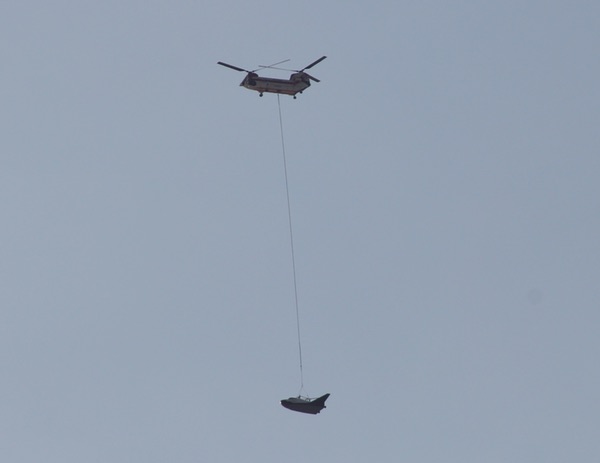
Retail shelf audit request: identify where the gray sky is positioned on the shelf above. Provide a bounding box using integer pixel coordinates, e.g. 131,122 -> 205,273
2,1 -> 599,461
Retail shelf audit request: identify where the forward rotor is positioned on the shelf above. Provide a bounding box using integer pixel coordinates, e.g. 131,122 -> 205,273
296,56 -> 326,83
300,55 -> 326,72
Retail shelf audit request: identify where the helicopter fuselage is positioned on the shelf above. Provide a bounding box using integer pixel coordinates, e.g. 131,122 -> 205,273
240,72 -> 311,97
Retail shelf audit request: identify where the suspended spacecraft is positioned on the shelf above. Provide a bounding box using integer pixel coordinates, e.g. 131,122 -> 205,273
280,393 -> 330,415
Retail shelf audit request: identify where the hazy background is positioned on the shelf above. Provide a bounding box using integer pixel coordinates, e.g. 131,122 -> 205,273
1,1 -> 599,461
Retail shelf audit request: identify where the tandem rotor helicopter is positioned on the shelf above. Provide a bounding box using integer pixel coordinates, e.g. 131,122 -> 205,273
217,56 -> 327,98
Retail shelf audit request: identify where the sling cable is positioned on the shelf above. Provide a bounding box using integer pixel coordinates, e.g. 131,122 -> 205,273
277,94 -> 330,415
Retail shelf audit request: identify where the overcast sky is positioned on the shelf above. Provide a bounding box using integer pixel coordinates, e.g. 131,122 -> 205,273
2,1 -> 599,462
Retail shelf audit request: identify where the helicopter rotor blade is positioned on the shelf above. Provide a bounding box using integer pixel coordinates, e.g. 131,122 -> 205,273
304,73 -> 320,83
258,66 -> 292,71
301,55 -> 327,71
258,59 -> 290,70
217,61 -> 250,73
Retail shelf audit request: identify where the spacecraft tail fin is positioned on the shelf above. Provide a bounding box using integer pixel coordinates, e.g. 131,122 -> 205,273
312,393 -> 330,407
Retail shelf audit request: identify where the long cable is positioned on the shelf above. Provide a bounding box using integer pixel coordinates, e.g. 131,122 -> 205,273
277,94 -> 304,394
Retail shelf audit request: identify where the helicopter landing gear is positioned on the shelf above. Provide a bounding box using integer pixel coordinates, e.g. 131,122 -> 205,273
293,95 -> 297,99
259,93 -> 263,97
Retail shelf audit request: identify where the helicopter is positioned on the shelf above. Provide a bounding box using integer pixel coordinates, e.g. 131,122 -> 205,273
217,56 -> 326,98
